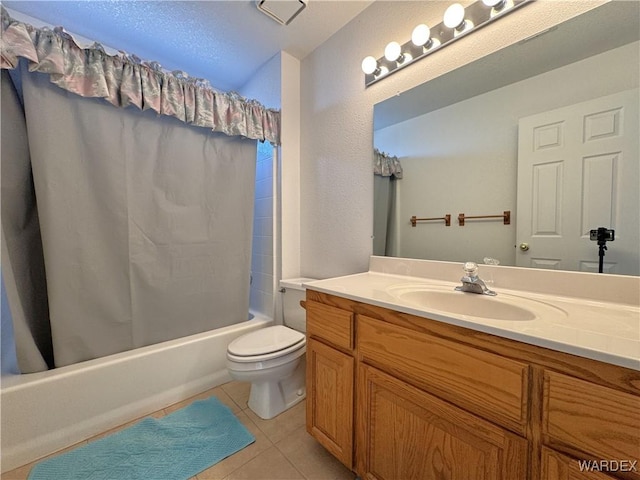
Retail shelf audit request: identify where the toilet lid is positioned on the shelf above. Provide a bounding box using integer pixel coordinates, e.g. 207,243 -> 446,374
228,325 -> 305,357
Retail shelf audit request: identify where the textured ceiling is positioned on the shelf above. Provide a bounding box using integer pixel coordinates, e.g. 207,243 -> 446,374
4,0 -> 373,92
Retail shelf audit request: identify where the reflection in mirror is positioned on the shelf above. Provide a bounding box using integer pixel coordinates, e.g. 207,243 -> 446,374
373,1 -> 639,276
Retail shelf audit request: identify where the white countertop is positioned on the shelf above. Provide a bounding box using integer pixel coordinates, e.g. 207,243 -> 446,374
304,258 -> 640,371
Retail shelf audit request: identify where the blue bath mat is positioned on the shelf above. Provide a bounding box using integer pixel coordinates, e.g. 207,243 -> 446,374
28,397 -> 255,480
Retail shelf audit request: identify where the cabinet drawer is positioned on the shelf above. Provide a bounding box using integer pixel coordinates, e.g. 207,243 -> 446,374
306,300 -> 354,352
357,315 -> 529,434
543,371 -> 640,478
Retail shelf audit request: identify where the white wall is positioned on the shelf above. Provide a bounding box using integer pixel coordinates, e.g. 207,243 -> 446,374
240,54 -> 282,110
299,0 -> 606,279
239,54 -> 281,316
375,41 -> 639,267
280,52 -> 302,283
239,51 -> 301,320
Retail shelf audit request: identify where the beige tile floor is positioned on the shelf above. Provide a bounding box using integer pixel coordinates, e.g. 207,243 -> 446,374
2,381 -> 356,480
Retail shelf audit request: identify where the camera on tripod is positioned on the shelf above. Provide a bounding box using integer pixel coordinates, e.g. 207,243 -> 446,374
589,227 -> 615,244
590,227 -> 615,273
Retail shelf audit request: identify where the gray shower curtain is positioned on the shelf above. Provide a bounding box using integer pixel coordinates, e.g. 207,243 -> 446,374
373,175 -> 398,257
373,149 -> 402,257
1,66 -> 257,370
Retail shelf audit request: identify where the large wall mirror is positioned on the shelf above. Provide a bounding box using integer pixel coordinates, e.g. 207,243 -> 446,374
374,1 -> 639,276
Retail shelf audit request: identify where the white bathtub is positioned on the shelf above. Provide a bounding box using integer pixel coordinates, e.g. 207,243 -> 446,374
0,313 -> 272,472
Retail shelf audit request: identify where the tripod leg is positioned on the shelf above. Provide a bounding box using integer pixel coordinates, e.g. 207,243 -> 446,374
598,244 -> 607,273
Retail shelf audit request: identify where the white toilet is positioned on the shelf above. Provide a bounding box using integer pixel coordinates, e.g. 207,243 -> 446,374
226,278 -> 316,419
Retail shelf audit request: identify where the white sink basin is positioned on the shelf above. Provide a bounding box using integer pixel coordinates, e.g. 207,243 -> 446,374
387,284 -> 567,322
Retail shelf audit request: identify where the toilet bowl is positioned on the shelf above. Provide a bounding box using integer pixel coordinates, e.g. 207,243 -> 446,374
226,278 -> 316,419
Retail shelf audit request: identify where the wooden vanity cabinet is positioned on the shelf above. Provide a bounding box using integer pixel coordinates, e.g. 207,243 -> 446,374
305,300 -> 355,468
305,290 -> 640,480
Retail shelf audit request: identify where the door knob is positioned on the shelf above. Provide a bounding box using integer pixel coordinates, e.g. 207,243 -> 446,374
519,243 -> 530,252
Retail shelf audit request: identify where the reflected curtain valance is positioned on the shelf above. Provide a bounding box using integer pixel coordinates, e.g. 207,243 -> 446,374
0,7 -> 281,145
374,148 -> 403,178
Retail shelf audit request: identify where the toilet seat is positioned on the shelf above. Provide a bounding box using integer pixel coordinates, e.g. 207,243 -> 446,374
226,344 -> 305,372
227,325 -> 305,363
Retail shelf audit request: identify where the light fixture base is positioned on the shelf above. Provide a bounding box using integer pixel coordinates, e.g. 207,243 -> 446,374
363,0 -> 532,87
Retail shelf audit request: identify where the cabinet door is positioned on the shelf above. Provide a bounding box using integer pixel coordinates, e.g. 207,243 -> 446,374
543,371 -> 640,480
542,447 -> 621,480
357,364 -> 528,480
306,337 -> 354,468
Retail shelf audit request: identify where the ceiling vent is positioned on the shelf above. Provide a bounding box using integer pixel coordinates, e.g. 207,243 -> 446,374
256,0 -> 308,26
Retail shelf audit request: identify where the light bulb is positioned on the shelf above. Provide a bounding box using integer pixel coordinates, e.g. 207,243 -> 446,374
361,56 -> 378,75
443,3 -> 465,29
384,41 -> 402,62
484,0 -> 513,16
411,24 -> 431,47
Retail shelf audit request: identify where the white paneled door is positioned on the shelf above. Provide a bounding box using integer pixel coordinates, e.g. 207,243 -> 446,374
516,89 -> 639,275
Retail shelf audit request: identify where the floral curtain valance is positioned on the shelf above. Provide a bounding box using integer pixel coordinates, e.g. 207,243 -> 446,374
374,148 -> 403,178
0,8 -> 281,145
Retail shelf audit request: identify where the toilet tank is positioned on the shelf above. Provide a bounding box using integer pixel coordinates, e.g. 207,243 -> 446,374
280,278 -> 317,333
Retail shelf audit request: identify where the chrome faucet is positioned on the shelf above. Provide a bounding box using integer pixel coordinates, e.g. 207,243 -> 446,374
455,262 -> 496,296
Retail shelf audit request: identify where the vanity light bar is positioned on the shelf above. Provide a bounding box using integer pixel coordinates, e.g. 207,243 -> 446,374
362,0 -> 532,87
